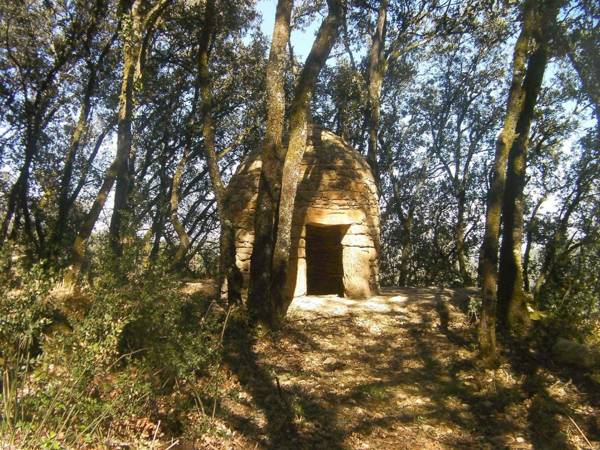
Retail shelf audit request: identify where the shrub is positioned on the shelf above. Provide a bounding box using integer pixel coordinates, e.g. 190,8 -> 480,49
536,245 -> 600,345
0,242 -> 224,448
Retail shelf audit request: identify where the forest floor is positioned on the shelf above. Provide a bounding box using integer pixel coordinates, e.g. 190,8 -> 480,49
191,287 -> 600,450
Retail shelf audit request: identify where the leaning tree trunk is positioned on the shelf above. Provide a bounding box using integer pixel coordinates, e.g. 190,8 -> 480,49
365,0 -> 387,187
67,0 -> 171,281
109,0 -> 172,256
170,82 -> 199,268
50,31 -> 117,258
52,76 -> 95,254
196,0 -> 241,302
522,196 -> 544,292
0,13 -> 82,249
67,153 -> 125,284
108,1 -> 141,256
247,0 -> 293,322
497,0 -> 560,335
1,133 -> 40,249
398,213 -> 414,287
478,0 -> 535,360
269,0 -> 345,327
455,188 -> 471,285
497,47 -> 547,334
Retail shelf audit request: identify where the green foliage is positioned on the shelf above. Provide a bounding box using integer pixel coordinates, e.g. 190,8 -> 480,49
529,128 -> 600,344
537,244 -> 600,343
0,262 -> 57,360
0,243 -> 224,446
0,0 -> 599,443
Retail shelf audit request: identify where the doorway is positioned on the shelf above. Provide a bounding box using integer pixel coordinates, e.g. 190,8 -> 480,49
305,224 -> 346,296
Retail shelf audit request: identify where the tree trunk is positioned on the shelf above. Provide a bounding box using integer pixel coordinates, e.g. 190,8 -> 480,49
149,159 -> 169,263
69,120 -> 115,206
0,3 -> 87,249
170,148 -> 191,265
523,196 -> 544,291
365,0 -> 387,187
533,171 -> 589,300
1,80 -> 57,251
171,86 -> 199,267
269,0 -> 345,327
1,140 -> 37,247
385,146 -> 428,288
50,32 -> 117,257
196,0 -> 242,303
109,1 -> 140,256
67,0 -> 171,279
66,156 -> 123,283
456,188 -> 471,285
497,0 -> 559,335
478,0 -> 535,360
51,75 -> 97,256
398,213 -> 414,287
247,0 -> 293,322
109,0 -> 172,256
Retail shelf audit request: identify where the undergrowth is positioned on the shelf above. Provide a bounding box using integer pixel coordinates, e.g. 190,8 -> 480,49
0,243 -> 227,448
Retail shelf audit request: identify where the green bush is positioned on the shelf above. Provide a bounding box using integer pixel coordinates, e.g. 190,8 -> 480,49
536,245 -> 600,345
0,242 -> 224,447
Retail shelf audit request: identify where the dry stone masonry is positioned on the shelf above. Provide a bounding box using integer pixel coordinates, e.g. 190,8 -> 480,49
225,126 -> 380,299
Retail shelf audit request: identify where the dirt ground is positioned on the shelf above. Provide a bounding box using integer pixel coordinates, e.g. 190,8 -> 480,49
193,287 -> 600,449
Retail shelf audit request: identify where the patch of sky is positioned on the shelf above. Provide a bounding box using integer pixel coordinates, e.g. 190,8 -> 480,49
255,0 -> 365,63
256,0 -> 319,61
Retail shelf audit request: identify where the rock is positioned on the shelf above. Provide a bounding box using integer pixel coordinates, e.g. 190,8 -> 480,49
552,338 -> 600,369
323,357 -> 344,371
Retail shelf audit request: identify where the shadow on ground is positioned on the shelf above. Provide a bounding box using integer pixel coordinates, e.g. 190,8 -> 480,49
214,288 -> 599,449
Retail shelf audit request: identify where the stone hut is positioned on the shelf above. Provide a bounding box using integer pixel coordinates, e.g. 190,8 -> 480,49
225,126 -> 380,300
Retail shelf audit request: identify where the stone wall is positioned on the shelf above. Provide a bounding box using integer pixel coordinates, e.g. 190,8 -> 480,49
224,126 -> 380,299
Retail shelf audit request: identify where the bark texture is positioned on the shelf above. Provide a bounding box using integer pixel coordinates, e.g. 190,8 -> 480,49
247,0 -> 293,321
67,0 -> 171,280
109,0 -> 172,256
456,189 -> 470,284
478,0 -> 535,360
497,0 -> 560,335
171,83 -> 199,267
108,0 -> 142,255
50,30 -> 117,257
522,197 -> 545,292
269,0 -> 345,326
365,0 -> 387,187
196,0 -> 242,302
398,214 -> 414,286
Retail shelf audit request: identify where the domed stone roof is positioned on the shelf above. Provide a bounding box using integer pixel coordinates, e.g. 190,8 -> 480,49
225,125 -> 380,299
